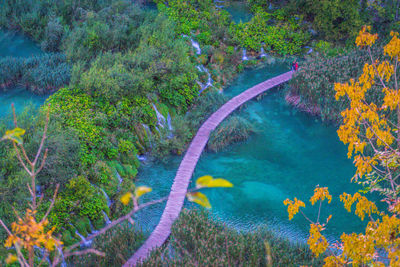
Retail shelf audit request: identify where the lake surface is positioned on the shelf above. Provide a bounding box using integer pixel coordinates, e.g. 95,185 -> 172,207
225,2 -> 253,23
0,30 -> 42,58
135,63 -> 374,243
0,30 -> 46,117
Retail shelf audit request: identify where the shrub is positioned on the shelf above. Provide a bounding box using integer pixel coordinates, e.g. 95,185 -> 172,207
208,115 -> 255,152
41,17 -> 64,52
230,8 -> 310,55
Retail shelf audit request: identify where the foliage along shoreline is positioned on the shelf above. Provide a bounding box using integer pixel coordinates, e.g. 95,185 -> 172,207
1,0 -> 400,265
0,53 -> 71,95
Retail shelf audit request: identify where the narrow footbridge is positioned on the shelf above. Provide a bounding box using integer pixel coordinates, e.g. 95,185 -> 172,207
124,70 -> 294,266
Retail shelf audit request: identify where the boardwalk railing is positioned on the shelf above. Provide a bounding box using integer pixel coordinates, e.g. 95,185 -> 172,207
124,71 -> 294,266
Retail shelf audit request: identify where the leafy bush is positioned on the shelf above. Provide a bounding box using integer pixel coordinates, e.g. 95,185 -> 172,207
48,176 -> 109,231
230,8 -> 310,55
32,122 -> 81,192
208,115 -> 255,152
41,17 -> 64,52
63,2 -> 150,62
0,0 -> 114,45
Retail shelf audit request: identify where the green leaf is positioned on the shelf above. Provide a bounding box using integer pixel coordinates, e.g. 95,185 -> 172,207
186,192 -> 211,209
195,175 -> 233,189
2,128 -> 26,144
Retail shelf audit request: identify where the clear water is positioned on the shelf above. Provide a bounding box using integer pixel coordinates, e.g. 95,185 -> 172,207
0,30 -> 42,58
135,63 -> 376,243
0,30 -> 46,118
0,87 -> 47,117
225,2 -> 253,24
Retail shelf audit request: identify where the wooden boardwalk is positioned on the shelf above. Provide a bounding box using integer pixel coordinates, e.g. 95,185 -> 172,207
124,71 -> 294,266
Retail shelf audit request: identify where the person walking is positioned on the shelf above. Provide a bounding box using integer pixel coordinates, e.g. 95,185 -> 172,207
294,61 -> 298,71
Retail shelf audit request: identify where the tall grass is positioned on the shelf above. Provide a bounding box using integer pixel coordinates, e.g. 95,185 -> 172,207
67,222 -> 147,267
0,53 -> 70,94
289,46 -> 389,121
208,115 -> 255,152
139,209 -> 324,266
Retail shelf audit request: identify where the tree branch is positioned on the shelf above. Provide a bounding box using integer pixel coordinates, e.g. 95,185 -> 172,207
33,105 -> 50,166
65,195 -> 168,253
41,184 -> 59,224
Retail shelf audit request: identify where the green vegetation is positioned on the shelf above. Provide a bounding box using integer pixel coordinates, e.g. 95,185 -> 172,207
288,46 -> 391,121
2,0 -> 400,265
0,53 -> 70,94
230,8 -> 310,55
67,222 -> 147,266
0,0 -> 114,48
208,115 -> 255,152
286,0 -> 362,43
0,1 -> 201,254
140,209 -> 323,266
65,209 -> 323,266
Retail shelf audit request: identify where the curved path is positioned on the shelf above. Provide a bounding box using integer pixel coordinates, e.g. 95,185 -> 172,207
124,70 -> 294,266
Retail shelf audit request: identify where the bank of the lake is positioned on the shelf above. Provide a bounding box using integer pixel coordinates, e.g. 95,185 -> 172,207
0,30 -> 48,117
135,63 -> 375,245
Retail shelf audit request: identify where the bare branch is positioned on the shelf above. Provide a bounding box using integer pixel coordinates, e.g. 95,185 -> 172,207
299,209 -> 314,224
11,206 -> 22,221
317,200 -> 322,223
13,142 -> 32,176
0,218 -> 12,236
33,104 -> 50,166
18,144 -> 32,167
34,149 -> 48,177
27,183 -> 34,199
41,184 -> 60,223
15,243 -> 29,267
128,217 -> 135,226
65,195 -> 168,253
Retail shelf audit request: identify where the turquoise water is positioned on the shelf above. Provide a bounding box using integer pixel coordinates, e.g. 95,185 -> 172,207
0,30 -> 42,58
0,87 -> 47,117
0,30 -> 46,117
135,63 -> 375,243
225,2 -> 253,23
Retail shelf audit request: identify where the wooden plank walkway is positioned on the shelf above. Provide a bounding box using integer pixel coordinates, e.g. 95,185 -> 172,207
124,71 -> 294,266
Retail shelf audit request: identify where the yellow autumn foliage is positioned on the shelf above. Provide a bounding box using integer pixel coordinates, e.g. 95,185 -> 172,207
307,224 -> 328,257
120,192 -> 133,205
134,186 -> 152,199
195,175 -> 233,189
4,209 -> 62,252
284,27 -> 400,266
5,254 -> 18,264
186,192 -> 212,209
283,197 -> 305,220
310,186 -> 332,205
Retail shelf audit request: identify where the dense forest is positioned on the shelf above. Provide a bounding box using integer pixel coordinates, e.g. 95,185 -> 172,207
0,0 -> 400,266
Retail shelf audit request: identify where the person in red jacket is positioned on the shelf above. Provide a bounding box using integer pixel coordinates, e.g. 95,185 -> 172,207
291,60 -> 299,71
